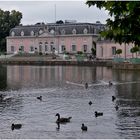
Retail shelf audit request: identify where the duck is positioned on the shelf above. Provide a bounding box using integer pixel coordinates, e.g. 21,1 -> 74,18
95,111 -> 103,117
37,96 -> 42,101
112,96 -> 116,102
11,123 -> 22,130
109,81 -> 113,86
55,113 -> 72,123
115,105 -> 119,111
81,123 -> 88,131
89,101 -> 92,105
85,83 -> 88,89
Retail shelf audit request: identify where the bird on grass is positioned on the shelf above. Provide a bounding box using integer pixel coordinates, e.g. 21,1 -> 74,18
81,123 -> 88,131
11,123 -> 22,131
55,113 -> 72,123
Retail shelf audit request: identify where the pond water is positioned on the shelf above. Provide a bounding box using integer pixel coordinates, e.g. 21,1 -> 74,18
0,65 -> 140,139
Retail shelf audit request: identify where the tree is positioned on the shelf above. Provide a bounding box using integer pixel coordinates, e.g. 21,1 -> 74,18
56,20 -> 64,24
130,46 -> 139,58
86,1 -> 140,46
116,49 -> 122,57
0,9 -> 22,51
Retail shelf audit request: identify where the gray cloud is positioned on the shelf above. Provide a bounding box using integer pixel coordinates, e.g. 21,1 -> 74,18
0,1 -> 110,25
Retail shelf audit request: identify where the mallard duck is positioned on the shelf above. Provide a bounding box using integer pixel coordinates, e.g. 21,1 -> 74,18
11,123 -> 22,130
89,101 -> 92,105
37,96 -> 42,101
109,81 -> 113,86
115,105 -> 119,111
112,96 -> 116,102
85,83 -> 88,89
81,123 -> 88,131
55,113 -> 72,123
95,111 -> 103,117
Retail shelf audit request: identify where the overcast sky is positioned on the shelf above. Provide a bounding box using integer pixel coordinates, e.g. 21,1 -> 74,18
0,1 -> 110,25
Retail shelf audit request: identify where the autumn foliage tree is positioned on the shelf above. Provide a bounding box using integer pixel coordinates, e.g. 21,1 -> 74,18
0,9 -> 22,51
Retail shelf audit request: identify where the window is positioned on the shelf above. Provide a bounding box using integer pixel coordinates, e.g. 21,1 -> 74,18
50,29 -> 55,34
112,46 -> 116,55
11,31 -> 15,37
30,31 -> 34,36
61,45 -> 66,52
11,46 -> 14,52
72,29 -> 76,34
39,29 -> 43,34
21,31 -> 24,36
72,45 -> 76,52
30,46 -> 34,52
50,42 -> 54,52
39,42 -> 42,52
83,45 -> 87,52
83,28 -> 88,34
45,42 -> 48,51
61,29 -> 65,35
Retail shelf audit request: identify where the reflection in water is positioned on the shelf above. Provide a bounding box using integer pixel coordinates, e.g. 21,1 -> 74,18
0,65 -> 140,138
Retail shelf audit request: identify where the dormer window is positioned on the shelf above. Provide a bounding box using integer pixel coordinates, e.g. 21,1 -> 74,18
61,29 -> 65,35
11,31 -> 15,37
30,31 -> 34,36
50,29 -> 55,34
72,29 -> 76,34
83,28 -> 88,34
21,31 -> 24,36
39,29 -> 43,34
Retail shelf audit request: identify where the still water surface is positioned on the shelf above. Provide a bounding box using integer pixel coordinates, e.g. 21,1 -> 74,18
0,65 -> 140,139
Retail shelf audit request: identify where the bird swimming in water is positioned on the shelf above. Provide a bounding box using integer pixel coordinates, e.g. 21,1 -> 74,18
37,96 -> 42,101
85,83 -> 88,89
55,113 -> 72,123
95,111 -> 103,117
89,101 -> 92,105
109,81 -> 113,86
115,105 -> 119,111
81,123 -> 88,131
11,123 -> 22,130
112,96 -> 116,102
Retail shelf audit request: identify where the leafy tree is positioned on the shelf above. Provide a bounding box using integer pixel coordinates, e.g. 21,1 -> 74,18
116,49 -> 122,57
0,9 -> 22,51
130,46 -> 139,58
56,20 -> 64,24
86,1 -> 140,46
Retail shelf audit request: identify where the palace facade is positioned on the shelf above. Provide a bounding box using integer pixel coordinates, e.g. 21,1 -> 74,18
6,21 -> 135,59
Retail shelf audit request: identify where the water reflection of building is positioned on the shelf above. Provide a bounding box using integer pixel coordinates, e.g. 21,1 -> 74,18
0,65 -> 7,90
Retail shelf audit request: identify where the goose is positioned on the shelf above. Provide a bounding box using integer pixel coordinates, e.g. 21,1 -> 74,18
85,83 -> 88,89
55,113 -> 72,123
37,96 -> 42,101
81,123 -> 88,131
115,105 -> 119,111
112,96 -> 116,102
89,101 -> 92,105
11,123 -> 22,130
95,111 -> 103,117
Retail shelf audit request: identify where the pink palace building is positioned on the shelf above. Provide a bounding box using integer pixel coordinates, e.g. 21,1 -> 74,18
6,20 -> 135,59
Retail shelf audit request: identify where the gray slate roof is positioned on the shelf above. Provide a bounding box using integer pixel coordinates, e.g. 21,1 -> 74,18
9,22 -> 105,37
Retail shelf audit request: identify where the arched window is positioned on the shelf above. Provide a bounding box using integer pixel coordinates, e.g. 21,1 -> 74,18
83,28 -> 88,34
21,31 -> 24,36
61,29 -> 65,35
39,29 -> 43,34
30,31 -> 34,36
11,31 -> 15,37
50,42 -> 54,52
50,29 -> 55,34
72,29 -> 76,34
